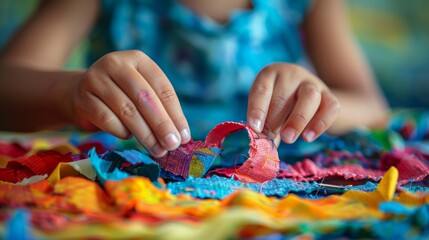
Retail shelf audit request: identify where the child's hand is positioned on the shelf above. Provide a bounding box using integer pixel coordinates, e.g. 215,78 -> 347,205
247,63 -> 340,145
68,50 -> 190,157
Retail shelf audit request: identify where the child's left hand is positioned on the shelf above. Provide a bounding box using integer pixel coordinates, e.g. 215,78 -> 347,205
247,63 -> 340,145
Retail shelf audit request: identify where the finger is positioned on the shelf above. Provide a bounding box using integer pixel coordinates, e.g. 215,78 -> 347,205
281,82 -> 322,144
247,66 -> 276,133
100,52 -> 183,151
116,68 -> 181,150
75,88 -> 130,139
88,74 -> 168,157
264,72 -> 300,139
132,51 -> 191,144
302,91 -> 340,142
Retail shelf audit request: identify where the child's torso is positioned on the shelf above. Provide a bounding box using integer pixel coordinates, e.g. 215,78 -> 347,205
89,0 -> 312,137
179,0 -> 253,24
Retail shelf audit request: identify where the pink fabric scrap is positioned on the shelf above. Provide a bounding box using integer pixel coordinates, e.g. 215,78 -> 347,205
153,121 -> 280,183
205,122 -> 280,183
209,149 -> 429,186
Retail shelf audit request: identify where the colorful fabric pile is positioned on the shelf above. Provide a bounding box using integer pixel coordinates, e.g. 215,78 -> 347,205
1,110 -> 429,239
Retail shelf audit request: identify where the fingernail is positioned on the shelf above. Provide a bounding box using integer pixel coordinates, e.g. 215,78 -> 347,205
126,134 -> 133,140
180,128 -> 190,142
151,144 -> 166,157
163,133 -> 180,150
250,118 -> 263,132
282,127 -> 297,143
304,130 -> 316,142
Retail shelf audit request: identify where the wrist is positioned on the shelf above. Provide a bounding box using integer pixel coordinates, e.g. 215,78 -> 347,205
52,70 -> 84,127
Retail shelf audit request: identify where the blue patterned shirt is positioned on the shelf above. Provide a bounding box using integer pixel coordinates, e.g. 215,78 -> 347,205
89,0 -> 312,138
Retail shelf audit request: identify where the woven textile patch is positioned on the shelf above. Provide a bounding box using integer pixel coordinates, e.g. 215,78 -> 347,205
153,121 -> 280,183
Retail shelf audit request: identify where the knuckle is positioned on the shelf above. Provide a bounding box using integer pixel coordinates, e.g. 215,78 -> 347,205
97,111 -> 129,138
270,95 -> 289,110
258,65 -> 278,79
119,102 -> 139,118
129,50 -> 150,63
129,50 -> 146,59
250,106 -> 267,118
158,88 -> 177,105
96,110 -> 110,123
323,92 -> 341,114
83,69 -> 97,80
288,63 -> 304,72
82,71 -> 100,91
301,83 -> 321,101
153,120 -> 171,134
171,114 -> 187,129
100,52 -> 122,68
282,63 -> 304,77
252,83 -> 272,98
318,117 -> 330,130
329,98 -> 341,114
291,112 -> 308,125
96,109 -> 115,126
291,63 -> 306,72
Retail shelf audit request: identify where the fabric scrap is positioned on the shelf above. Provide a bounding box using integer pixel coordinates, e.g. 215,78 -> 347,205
210,148 -> 429,186
342,167 -> 398,208
89,148 -> 161,185
154,140 -> 220,181
3,209 -> 33,240
0,142 -> 28,158
154,121 -> 280,183
27,140 -> 80,156
167,175 -> 320,199
0,150 -> 72,183
47,158 -> 96,185
89,148 -> 134,183
0,166 -> 428,239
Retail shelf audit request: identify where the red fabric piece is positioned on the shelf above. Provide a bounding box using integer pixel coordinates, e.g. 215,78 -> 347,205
205,122 -> 280,183
78,141 -> 106,155
0,142 -> 29,158
0,150 -> 72,183
209,149 -> 429,186
155,121 -> 280,183
277,159 -> 385,182
155,140 -> 208,179
379,150 -> 429,185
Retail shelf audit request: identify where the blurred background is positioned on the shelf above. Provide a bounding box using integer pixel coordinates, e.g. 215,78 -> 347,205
1,0 -> 429,108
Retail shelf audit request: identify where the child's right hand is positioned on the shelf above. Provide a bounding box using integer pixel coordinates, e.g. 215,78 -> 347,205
67,50 -> 191,157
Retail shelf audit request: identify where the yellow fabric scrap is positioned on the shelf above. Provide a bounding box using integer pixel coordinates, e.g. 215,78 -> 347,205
47,158 -> 96,185
27,140 -> 80,156
343,167 -> 398,208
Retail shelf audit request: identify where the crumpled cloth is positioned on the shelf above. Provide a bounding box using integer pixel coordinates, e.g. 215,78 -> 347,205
1,167 -> 429,239
209,149 -> 429,186
1,112 -> 429,239
88,122 -> 280,183
153,121 -> 280,183
0,151 -> 72,183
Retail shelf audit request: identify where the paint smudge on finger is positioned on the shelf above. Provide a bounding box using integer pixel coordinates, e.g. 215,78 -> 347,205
138,90 -> 158,113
